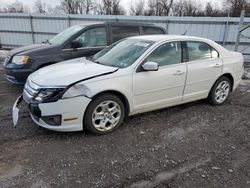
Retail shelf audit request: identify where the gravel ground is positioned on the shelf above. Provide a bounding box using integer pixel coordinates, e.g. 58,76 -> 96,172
0,52 -> 250,188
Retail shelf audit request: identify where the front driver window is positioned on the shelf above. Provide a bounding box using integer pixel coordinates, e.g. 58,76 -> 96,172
146,41 -> 182,67
73,27 -> 107,48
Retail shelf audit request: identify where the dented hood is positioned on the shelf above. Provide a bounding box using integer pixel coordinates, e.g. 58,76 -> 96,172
29,58 -> 118,87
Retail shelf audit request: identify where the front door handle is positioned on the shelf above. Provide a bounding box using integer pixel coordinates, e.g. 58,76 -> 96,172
173,70 -> 185,76
212,63 -> 221,68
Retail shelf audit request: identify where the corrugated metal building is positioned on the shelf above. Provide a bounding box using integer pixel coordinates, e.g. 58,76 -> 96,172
0,13 -> 249,62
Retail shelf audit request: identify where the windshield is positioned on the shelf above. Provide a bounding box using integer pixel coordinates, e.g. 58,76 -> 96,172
49,25 -> 84,45
92,39 -> 154,68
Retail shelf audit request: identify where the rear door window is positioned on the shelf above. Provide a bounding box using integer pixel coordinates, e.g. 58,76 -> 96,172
186,41 -> 219,61
143,26 -> 165,35
111,26 -> 140,42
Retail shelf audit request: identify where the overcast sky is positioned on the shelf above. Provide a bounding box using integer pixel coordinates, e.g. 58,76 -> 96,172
0,0 -> 222,12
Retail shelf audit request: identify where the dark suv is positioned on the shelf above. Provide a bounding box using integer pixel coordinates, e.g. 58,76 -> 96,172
3,21 -> 166,84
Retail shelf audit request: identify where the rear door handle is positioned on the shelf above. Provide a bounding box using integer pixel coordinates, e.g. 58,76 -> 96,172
173,70 -> 185,75
213,63 -> 222,68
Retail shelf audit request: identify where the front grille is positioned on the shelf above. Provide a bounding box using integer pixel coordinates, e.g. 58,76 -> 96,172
23,80 -> 42,120
25,81 -> 37,96
23,79 -> 39,101
6,75 -> 18,84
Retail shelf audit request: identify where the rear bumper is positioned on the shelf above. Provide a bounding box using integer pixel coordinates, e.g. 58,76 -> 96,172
4,66 -> 33,84
25,96 -> 92,132
233,68 -> 244,91
233,79 -> 242,91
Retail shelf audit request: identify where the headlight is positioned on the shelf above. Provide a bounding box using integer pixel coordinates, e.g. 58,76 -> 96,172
35,88 -> 65,103
12,55 -> 29,65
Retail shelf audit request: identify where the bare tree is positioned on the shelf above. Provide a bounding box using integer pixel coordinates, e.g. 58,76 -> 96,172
34,0 -> 47,13
204,2 -> 227,17
172,0 -> 185,16
78,0 -> 96,14
146,0 -> 162,16
224,0 -> 249,16
59,0 -> 98,14
94,0 -> 105,14
6,0 -> 30,13
204,2 -> 214,16
112,0 -> 125,15
96,0 -> 125,15
172,0 -> 202,16
183,0 -> 202,16
0,7 -> 8,13
160,0 -> 174,16
59,0 -> 80,14
130,0 -> 145,15
145,0 -> 173,16
53,5 -> 66,14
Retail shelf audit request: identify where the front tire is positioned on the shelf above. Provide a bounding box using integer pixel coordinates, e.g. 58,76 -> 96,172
208,76 -> 231,105
84,94 -> 125,135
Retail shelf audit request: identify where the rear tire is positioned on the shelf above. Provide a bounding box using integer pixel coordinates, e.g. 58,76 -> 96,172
84,94 -> 125,135
208,76 -> 231,106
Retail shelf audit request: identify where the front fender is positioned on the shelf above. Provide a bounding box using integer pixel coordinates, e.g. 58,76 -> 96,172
82,74 -> 134,113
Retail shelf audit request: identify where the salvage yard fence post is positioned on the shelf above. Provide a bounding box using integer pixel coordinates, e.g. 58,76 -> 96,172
68,15 -> 71,27
29,15 -> 35,44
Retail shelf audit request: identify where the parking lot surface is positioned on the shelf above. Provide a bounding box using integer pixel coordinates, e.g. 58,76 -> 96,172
0,52 -> 250,187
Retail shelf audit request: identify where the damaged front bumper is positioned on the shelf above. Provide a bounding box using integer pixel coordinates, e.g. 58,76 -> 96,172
13,93 -> 92,132
12,95 -> 23,127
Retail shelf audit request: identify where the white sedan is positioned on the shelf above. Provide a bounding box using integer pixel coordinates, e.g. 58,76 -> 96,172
13,35 -> 244,134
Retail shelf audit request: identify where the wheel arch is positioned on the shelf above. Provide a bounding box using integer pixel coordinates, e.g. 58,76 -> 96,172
210,73 -> 234,94
90,90 -> 130,118
220,73 -> 234,92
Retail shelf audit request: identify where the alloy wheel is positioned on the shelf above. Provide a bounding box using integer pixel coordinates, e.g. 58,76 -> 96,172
92,100 -> 122,132
214,80 -> 230,103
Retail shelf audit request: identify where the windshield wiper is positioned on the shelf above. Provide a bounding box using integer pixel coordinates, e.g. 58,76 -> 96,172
94,61 -> 119,68
86,56 -> 93,61
94,61 -> 104,65
42,39 -> 51,45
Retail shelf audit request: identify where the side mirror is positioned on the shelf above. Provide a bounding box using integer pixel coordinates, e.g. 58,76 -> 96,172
142,61 -> 159,71
71,40 -> 82,49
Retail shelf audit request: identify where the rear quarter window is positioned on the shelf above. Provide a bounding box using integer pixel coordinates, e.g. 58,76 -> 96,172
143,26 -> 165,35
111,26 -> 140,42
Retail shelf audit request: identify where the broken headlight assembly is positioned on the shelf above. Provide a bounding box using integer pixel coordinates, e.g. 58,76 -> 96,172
33,83 -> 92,103
34,88 -> 65,103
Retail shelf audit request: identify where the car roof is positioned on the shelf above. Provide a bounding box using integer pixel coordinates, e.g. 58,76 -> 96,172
128,35 -> 210,42
78,21 -> 162,27
104,21 -> 159,26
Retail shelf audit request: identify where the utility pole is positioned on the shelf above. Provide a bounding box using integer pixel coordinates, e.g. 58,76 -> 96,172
235,10 -> 245,51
